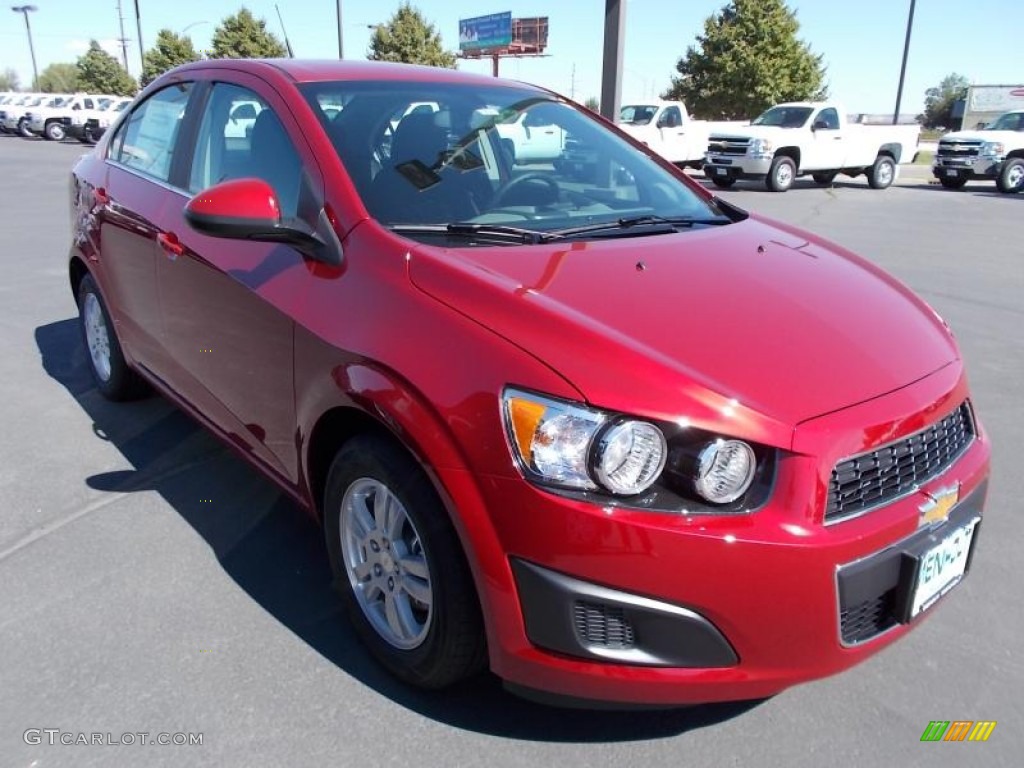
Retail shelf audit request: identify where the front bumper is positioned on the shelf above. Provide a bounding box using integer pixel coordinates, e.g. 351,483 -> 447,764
456,365 -> 990,705
933,155 -> 1002,181
704,153 -> 773,181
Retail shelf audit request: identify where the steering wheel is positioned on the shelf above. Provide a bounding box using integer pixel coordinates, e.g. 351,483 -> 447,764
491,172 -> 561,208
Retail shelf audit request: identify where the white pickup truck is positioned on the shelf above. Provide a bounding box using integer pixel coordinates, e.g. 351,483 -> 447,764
27,93 -> 113,141
705,102 -> 921,192
616,101 -> 747,169
932,110 -> 1024,193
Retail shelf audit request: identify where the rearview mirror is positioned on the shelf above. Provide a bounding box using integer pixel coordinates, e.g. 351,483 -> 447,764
184,178 -> 341,265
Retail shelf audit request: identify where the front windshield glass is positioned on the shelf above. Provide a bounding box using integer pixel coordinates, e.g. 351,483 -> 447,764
985,112 -> 1024,131
619,105 -> 658,125
302,81 -> 734,245
752,106 -> 814,128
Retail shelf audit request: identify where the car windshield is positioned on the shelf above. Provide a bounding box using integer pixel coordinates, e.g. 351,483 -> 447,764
619,105 -> 658,125
302,81 -> 736,245
752,106 -> 814,128
985,112 -> 1024,131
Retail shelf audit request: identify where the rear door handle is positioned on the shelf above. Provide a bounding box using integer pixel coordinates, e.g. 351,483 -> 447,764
157,232 -> 184,259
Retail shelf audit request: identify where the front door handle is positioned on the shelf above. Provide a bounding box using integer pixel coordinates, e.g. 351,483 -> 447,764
157,232 -> 184,260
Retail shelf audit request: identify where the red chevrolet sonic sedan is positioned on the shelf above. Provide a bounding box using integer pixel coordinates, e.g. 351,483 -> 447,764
68,59 -> 990,706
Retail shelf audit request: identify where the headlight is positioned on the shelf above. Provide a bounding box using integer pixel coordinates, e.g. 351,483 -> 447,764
748,138 -> 773,155
502,388 -> 666,495
980,141 -> 1004,156
694,439 -> 755,504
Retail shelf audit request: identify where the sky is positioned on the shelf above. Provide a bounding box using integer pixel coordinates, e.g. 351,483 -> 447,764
2,0 -> 1022,115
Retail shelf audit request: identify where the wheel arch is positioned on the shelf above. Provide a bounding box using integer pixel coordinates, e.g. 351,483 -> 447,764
878,142 -> 902,163
1006,149 -> 1024,160
775,146 -> 801,169
69,253 -> 90,300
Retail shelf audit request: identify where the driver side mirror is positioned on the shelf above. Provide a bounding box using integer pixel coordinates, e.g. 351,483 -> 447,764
812,119 -> 831,131
184,178 -> 342,265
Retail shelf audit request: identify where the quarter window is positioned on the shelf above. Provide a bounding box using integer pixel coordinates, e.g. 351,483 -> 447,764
108,83 -> 192,183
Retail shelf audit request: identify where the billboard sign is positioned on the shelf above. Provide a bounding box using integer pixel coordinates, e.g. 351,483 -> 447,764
968,85 -> 1024,113
459,12 -> 513,52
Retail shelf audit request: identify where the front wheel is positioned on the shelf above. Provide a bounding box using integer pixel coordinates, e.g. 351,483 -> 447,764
766,156 -> 796,192
324,435 -> 486,689
77,274 -> 148,400
938,176 -> 968,190
867,155 -> 896,189
996,158 -> 1024,194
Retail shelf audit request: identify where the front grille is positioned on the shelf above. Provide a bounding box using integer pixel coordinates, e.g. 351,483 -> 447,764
938,142 -> 981,158
708,139 -> 749,156
573,601 -> 635,649
826,402 -> 975,523
840,590 -> 898,644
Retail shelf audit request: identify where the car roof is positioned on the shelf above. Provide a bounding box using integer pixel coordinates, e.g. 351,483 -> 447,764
169,58 -> 544,92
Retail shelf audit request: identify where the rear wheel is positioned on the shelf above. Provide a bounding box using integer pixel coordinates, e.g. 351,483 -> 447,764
766,156 -> 796,192
938,176 -> 968,190
324,434 -> 486,689
996,158 -> 1024,194
710,176 -> 736,189
44,121 -> 66,141
812,171 -> 838,185
867,155 -> 896,189
18,118 -> 33,138
77,274 -> 148,400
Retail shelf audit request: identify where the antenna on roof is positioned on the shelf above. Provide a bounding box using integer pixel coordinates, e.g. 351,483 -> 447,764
275,5 -> 295,58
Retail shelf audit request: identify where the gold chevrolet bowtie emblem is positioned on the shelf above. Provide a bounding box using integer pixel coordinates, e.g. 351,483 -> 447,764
919,483 -> 960,527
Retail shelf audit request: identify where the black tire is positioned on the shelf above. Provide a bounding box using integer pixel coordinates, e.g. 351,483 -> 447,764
323,434 -> 486,689
44,121 -> 65,141
867,155 -> 896,189
18,118 -> 33,138
710,176 -> 736,189
938,176 -> 968,190
812,171 -> 838,185
766,156 -> 796,192
996,158 -> 1024,194
77,273 -> 148,400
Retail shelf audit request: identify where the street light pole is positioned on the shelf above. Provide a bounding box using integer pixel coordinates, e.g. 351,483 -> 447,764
893,0 -> 917,125
11,4 -> 39,89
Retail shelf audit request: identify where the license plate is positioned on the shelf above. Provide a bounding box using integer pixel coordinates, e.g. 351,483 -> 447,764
910,519 -> 978,618
945,169 -> 959,178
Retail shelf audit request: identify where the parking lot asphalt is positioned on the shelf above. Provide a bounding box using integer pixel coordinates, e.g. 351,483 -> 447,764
1,135 -> 1021,768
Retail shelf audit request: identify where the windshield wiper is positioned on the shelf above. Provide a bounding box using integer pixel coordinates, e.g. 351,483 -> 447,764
552,215 -> 731,239
389,222 -> 561,245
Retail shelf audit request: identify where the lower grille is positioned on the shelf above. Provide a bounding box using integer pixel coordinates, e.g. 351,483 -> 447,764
826,402 -> 975,523
840,590 -> 899,644
573,601 -> 635,649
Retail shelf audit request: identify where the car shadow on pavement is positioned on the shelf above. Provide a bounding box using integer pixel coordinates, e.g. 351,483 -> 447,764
36,317 -> 765,741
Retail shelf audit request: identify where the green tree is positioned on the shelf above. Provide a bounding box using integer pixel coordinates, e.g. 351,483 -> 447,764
0,68 -> 20,91
210,8 -> 287,59
663,0 -> 827,119
368,3 -> 457,68
36,62 -> 79,93
141,29 -> 200,87
920,73 -> 969,130
584,96 -> 600,112
76,41 -> 138,96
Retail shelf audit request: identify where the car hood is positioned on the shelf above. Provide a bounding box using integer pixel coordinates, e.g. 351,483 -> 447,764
709,125 -> 795,141
408,217 -> 958,443
940,129 -> 1020,143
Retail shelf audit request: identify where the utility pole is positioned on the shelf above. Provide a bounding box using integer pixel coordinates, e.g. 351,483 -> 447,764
134,0 -> 145,74
571,63 -> 576,100
115,0 -> 131,72
893,0 -> 916,125
11,5 -> 39,89
336,0 -> 344,58
600,0 -> 626,122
